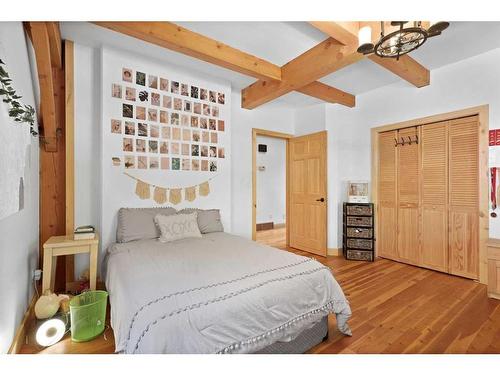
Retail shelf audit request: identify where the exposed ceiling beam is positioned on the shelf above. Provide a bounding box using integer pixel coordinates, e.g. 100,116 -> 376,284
46,22 -> 62,69
297,81 -> 355,107
242,38 -> 361,109
309,21 -> 430,88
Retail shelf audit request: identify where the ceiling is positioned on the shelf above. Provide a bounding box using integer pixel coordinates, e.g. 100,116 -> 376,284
60,21 -> 500,108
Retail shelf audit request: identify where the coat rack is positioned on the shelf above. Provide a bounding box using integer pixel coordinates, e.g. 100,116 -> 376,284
394,127 -> 419,147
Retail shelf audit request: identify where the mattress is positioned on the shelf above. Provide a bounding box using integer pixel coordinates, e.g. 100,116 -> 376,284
105,232 -> 351,353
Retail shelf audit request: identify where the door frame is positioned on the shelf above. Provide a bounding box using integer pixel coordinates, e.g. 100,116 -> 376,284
252,128 -> 294,244
371,104 -> 489,284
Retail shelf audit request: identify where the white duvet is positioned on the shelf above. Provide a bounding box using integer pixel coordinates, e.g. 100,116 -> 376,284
105,232 -> 352,354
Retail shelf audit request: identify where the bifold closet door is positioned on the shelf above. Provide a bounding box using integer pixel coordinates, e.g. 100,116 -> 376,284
377,130 -> 398,260
448,116 -> 479,279
421,122 -> 448,272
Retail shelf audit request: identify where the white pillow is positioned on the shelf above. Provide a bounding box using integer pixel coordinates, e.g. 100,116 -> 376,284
154,212 -> 202,243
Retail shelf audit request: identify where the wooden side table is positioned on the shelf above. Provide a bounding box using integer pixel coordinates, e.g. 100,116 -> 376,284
42,233 -> 99,293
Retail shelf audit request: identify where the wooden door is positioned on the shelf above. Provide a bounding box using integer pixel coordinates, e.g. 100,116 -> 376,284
289,131 -> 327,256
448,116 -> 479,279
377,130 -> 398,260
421,122 -> 448,272
396,127 -> 421,265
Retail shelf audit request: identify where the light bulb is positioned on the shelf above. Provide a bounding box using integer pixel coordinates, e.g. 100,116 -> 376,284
358,26 -> 372,47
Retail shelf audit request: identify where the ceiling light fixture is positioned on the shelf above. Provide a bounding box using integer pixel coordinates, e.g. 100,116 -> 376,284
357,21 -> 449,60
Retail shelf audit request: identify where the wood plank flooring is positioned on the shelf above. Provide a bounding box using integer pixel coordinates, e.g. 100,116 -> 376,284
20,228 -> 500,353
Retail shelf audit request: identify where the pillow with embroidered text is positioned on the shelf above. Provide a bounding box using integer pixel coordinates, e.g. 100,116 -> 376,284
154,212 -> 202,243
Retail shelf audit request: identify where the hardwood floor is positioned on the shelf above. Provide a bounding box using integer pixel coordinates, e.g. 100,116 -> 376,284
20,228 -> 500,354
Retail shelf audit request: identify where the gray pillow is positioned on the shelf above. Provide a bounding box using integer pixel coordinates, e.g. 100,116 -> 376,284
178,208 -> 224,234
116,207 -> 177,243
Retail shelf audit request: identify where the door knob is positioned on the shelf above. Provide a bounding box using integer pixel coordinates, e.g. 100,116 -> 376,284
316,198 -> 325,202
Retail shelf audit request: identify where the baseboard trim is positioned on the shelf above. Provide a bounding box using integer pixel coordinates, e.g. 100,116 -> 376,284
327,248 -> 342,257
8,293 -> 37,354
274,223 -> 286,229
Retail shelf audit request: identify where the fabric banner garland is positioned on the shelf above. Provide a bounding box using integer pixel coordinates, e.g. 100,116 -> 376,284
124,172 -> 214,205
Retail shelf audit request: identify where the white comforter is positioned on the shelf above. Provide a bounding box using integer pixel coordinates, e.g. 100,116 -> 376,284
105,232 -> 351,354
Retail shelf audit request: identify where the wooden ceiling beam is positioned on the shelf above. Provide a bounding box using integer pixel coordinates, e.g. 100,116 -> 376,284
309,21 -> 430,88
46,22 -> 62,69
297,81 -> 355,107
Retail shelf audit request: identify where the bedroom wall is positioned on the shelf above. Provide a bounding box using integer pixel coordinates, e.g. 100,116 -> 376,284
294,103 -> 326,136
0,22 -> 39,354
255,135 -> 286,225
325,47 -> 500,248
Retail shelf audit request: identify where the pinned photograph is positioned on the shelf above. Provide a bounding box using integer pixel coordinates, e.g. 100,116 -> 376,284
136,139 -> 146,153
122,68 -> 133,82
209,146 -> 217,158
136,71 -> 146,86
200,118 -> 208,129
218,147 -> 225,158
191,144 -> 200,157
182,158 -> 191,170
160,78 -> 169,91
182,129 -> 191,141
203,104 -> 210,116
160,141 -> 169,154
174,98 -> 182,111
163,95 -> 172,108
172,127 -> 181,140
202,131 -> 209,143
123,104 -> 133,118
111,119 -> 122,134
150,124 -> 159,138
201,159 -> 209,171
138,123 -> 148,137
125,87 -> 136,101
151,92 -> 160,106
139,90 -> 148,102
200,88 -> 208,101
209,119 -> 216,130
210,160 -> 217,172
171,81 -> 180,94
184,100 -> 192,112
150,157 -> 159,169
192,130 -> 200,142
212,106 -> 219,118
172,157 -> 180,170
161,157 -> 170,170
193,103 -> 201,114
191,116 -> 199,128
160,110 -> 168,124
149,140 -> 158,153
218,120 -> 225,132
112,84 -> 122,98
181,83 -> 189,96
112,157 -> 121,167
182,143 -> 190,156
201,145 -> 208,157
209,90 -> 216,103
181,114 -> 189,127
148,108 -> 158,122
161,126 -> 171,139
191,86 -> 199,99
125,121 -> 135,135
138,156 -> 148,169
125,156 -> 135,169
171,143 -> 180,155
171,113 -> 180,126
148,75 -> 158,89
123,138 -> 133,152
136,106 -> 146,120
211,132 -> 218,144
217,92 -> 225,105
192,159 -> 200,171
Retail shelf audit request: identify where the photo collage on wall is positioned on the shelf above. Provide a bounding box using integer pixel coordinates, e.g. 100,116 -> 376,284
110,67 -> 227,172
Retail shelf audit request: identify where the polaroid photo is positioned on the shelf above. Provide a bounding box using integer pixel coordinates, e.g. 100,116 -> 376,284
148,108 -> 158,122
181,83 -> 189,96
161,126 -> 171,139
174,98 -> 183,111
136,71 -> 146,86
161,157 -> 170,170
135,106 -> 146,120
200,88 -> 208,101
192,130 -> 200,142
172,157 -> 180,170
112,84 -> 122,98
211,132 -> 218,144
191,116 -> 199,128
209,119 -> 216,130
210,160 -> 217,172
125,87 -> 136,101
182,143 -> 190,156
138,123 -> 148,137
136,139 -> 146,153
212,106 -> 219,118
148,75 -> 158,89
184,100 -> 192,112
160,110 -> 168,124
151,92 -> 160,106
138,156 -> 148,169
193,102 -> 201,114
111,119 -> 122,134
124,121 -> 135,135
181,114 -> 189,127
150,124 -> 159,138
182,129 -> 191,141
202,131 -> 209,143
123,104 -> 133,118
201,159 -> 209,171
200,118 -> 208,129
172,127 -> 181,140
191,144 -> 199,157
149,157 -> 159,169
203,104 -> 210,116
171,81 -> 180,94
112,157 -> 121,167
160,141 -> 169,154
217,92 -> 225,105
139,90 -> 148,102
218,147 -> 225,158
171,142 -> 180,155
191,86 -> 199,99
122,68 -> 133,82
171,113 -> 180,126
192,159 -> 200,171
149,140 -> 158,153
218,120 -> 225,132
160,78 -> 169,91
163,95 -> 172,108
200,145 -> 208,157
182,158 -> 191,170
125,156 -> 135,169
123,138 -> 134,152
209,146 -> 217,158
209,90 -> 216,103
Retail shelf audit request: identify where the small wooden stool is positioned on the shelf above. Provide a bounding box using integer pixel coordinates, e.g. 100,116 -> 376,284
42,233 -> 99,293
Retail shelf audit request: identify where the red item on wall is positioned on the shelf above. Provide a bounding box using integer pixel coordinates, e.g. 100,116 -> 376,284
490,130 -> 496,146
496,129 -> 500,146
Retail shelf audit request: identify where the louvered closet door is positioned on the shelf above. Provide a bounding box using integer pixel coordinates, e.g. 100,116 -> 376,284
397,127 -> 421,265
377,130 -> 398,259
421,122 -> 448,272
448,116 -> 479,279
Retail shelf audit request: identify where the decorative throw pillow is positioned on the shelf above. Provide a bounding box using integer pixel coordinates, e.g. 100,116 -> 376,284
155,212 -> 202,243
178,208 -> 224,233
116,207 -> 177,243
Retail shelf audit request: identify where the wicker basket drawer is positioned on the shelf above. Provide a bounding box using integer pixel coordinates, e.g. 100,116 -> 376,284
346,227 -> 373,239
346,238 -> 373,250
346,216 -> 373,227
346,249 -> 374,261
346,205 -> 373,216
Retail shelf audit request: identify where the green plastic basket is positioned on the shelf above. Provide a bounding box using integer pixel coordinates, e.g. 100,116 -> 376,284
69,290 -> 108,342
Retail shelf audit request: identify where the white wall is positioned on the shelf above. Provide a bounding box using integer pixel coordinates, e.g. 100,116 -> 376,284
256,136 -> 286,225
294,103 -> 325,136
0,22 -> 39,353
325,47 -> 500,248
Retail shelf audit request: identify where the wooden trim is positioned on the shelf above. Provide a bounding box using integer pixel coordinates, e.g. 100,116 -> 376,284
65,40 -> 75,236
327,248 -> 342,257
46,22 -> 62,69
252,128 -> 293,244
7,293 -> 37,354
371,105 -> 489,284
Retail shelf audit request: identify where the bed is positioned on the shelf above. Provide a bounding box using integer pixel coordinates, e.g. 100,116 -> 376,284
104,210 -> 352,354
